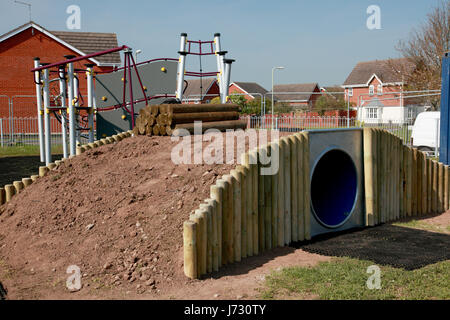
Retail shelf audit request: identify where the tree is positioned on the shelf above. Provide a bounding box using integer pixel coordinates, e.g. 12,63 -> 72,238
394,0 -> 450,109
313,94 -> 350,116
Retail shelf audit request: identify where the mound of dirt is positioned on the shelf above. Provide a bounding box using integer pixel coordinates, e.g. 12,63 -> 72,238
0,134 -> 242,299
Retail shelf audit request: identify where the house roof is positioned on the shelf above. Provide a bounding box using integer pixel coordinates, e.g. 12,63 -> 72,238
273,83 -> 320,102
231,82 -> 268,98
343,58 -> 413,87
183,78 -> 217,100
0,21 -> 121,66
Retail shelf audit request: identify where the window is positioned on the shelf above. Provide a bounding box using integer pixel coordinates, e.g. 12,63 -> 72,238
348,88 -> 353,97
369,85 -> 374,96
366,108 -> 378,119
407,107 -> 414,119
377,85 -> 383,95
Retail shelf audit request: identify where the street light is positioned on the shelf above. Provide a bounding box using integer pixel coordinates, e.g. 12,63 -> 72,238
272,66 -> 285,129
135,49 -> 142,63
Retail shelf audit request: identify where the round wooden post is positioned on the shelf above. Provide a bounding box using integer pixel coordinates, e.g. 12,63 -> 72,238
257,147 -> 266,252
237,165 -> 249,259
289,135 -> 299,241
412,148 -> 419,216
438,162 -> 444,213
283,137 -> 292,245
216,178 -> 230,265
241,152 -> 253,257
210,185 -> 223,267
183,221 -> 198,279
295,133 -> 305,241
224,174 -> 235,263
301,132 -> 311,240
194,209 -> 207,276
420,152 -> 427,215
39,166 -> 49,177
363,128 -> 376,226
379,131 -> 386,223
22,178 -> 33,187
277,140 -> 285,247
199,203 -> 213,273
263,146 -> 272,251
249,150 -> 259,255
13,181 -> 24,194
416,149 -> 423,217
31,175 -> 39,182
427,158 -> 432,214
432,161 -> 438,214
270,142 -> 279,249
0,188 -> 5,205
4,184 -> 15,202
231,169 -> 242,262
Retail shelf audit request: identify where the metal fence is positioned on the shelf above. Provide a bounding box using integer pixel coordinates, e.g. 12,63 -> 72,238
240,115 -> 413,146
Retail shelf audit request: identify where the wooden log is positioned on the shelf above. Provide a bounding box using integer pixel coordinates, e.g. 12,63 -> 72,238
379,131 -> 386,223
289,135 -> 299,241
204,198 -> 219,271
150,105 -> 159,116
31,175 -> 39,182
183,221 -> 198,279
283,137 -> 292,245
152,124 -> 161,136
199,203 -> 213,273
22,178 -> 33,187
0,187 -> 5,205
427,158 -> 433,214
406,147 -> 413,217
13,181 -> 24,194
401,145 -> 407,219
194,209 -> 208,276
237,166 -> 248,259
432,160 -> 438,214
397,135 -> 402,221
5,184 -> 15,202
277,140 -> 285,247
257,147 -> 266,252
159,125 -> 167,136
416,148 -> 423,217
412,148 -> 419,216
165,126 -> 173,136
224,174 -> 235,263
301,132 -> 311,240
166,104 -> 240,114
263,146 -> 273,251
170,112 -> 239,125
230,169 -> 242,262
438,162 -> 444,213
363,128 -> 376,227
172,120 -> 247,136
270,142 -> 279,248
295,133 -> 305,241
210,185 -> 223,267
421,152 -> 428,215
396,137 -> 401,220
445,165 -> 449,212
241,152 -> 253,256
249,150 -> 259,255
190,213 -> 204,278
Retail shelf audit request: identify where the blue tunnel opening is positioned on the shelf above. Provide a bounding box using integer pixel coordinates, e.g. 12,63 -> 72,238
311,149 -> 358,228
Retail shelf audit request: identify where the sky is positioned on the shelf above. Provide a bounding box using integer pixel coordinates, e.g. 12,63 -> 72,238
0,0 -> 444,89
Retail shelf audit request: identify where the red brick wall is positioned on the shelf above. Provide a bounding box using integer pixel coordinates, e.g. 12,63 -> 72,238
0,27 -> 113,118
345,77 -> 407,107
228,84 -> 254,101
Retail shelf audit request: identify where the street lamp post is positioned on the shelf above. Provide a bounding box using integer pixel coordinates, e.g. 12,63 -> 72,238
272,66 -> 285,129
135,49 -> 142,64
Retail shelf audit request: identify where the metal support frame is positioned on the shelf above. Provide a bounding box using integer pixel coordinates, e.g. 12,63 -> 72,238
65,55 -> 76,156
42,68 -> 51,165
176,33 -> 188,100
58,66 -> 68,159
223,59 -> 235,104
86,64 -> 95,143
33,57 -> 45,162
440,52 -> 450,164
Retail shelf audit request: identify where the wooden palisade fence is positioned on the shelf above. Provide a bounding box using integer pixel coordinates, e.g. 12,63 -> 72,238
183,128 -> 450,279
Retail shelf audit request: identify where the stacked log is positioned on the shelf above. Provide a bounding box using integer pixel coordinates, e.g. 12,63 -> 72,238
133,104 -> 246,136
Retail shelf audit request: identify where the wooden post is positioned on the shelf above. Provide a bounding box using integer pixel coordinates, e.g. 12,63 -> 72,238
4,184 -> 15,202
399,138 -> 405,219
237,165 -> 248,259
195,209 -> 208,276
210,185 -> 223,267
427,158 -> 433,214
241,152 -> 253,256
22,178 -> 33,187
445,165 -> 449,212
231,169 -> 242,262
283,137 -> 292,245
432,161 -> 438,214
249,150 -> 259,255
416,149 -> 423,217
301,132 -> 311,240
257,147 -> 266,252
13,181 -> 24,194
206,198 -> 219,272
263,146 -> 272,251
31,175 -> 39,182
199,203 -> 213,273
421,152 -> 428,215
296,133 -> 305,241
0,188 -> 5,205
183,221 -> 198,279
270,142 -> 279,249
412,148 -> 419,216
385,133 -> 391,222
379,131 -> 386,223
438,162 -> 444,213
39,166 -> 49,177
401,145 -> 407,218
277,140 -> 285,247
363,128 -> 376,226
289,135 -> 299,241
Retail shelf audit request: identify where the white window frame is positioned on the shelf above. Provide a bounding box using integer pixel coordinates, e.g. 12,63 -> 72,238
369,85 -> 374,96
407,107 -> 414,119
377,85 -> 383,95
366,107 -> 378,119
348,88 -> 353,97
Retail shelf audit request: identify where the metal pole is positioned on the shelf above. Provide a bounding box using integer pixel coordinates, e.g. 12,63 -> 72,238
440,52 -> 449,164
347,91 -> 350,128
65,55 -> 76,156
126,53 -> 135,128
59,67 -> 68,159
271,67 -> 285,129
214,33 -> 224,99
0,118 -> 3,147
86,64 -> 95,143
176,33 -> 188,101
73,74 -> 81,146
42,68 -> 51,165
33,58 -> 45,162
223,59 -> 235,104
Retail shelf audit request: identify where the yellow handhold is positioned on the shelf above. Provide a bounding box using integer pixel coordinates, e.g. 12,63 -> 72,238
102,96 -> 107,102
161,67 -> 166,73
45,109 -> 50,114
143,86 -> 147,91
122,115 -> 126,120
39,110 -> 44,116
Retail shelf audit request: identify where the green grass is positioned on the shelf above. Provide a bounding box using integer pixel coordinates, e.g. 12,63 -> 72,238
0,145 -> 63,158
393,220 -> 450,234
260,258 -> 450,300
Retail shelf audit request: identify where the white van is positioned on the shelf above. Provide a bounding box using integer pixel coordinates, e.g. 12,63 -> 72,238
411,111 -> 440,153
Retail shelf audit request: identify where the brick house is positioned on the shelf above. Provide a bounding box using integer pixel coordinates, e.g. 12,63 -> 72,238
182,78 -> 220,104
228,82 -> 268,101
273,83 -> 321,110
0,21 -> 121,118
342,58 -> 425,123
